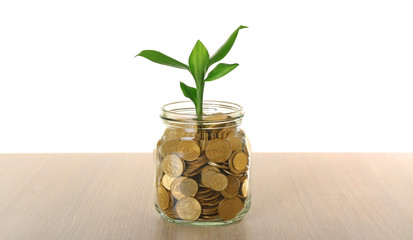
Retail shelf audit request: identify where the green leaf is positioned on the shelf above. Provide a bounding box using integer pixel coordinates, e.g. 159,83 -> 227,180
204,63 -> 239,82
180,81 -> 198,107
188,40 -> 210,85
136,50 -> 189,70
209,25 -> 248,67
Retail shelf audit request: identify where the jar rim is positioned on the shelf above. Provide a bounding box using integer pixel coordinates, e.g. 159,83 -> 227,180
160,100 -> 244,124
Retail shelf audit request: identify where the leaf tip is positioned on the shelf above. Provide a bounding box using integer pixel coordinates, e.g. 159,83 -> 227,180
135,50 -> 145,58
195,39 -> 206,47
239,25 -> 248,29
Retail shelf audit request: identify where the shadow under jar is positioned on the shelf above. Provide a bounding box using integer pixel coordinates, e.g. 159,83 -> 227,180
154,101 -> 251,226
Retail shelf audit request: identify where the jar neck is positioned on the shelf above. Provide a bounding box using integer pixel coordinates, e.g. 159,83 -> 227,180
160,100 -> 244,129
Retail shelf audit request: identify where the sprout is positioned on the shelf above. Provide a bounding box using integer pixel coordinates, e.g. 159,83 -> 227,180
136,26 -> 247,116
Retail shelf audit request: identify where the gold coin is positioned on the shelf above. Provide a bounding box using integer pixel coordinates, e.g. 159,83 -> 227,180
216,128 -> 226,139
196,186 -> 213,194
183,166 -> 204,177
238,173 -> 248,182
163,126 -> 197,140
201,171 -> 218,188
222,169 -> 244,177
199,137 -> 208,152
201,165 -> 220,175
208,161 -> 229,169
221,175 -> 240,198
176,197 -> 202,221
218,197 -> 244,220
242,180 -> 249,197
177,140 -> 201,161
209,173 -> 228,191
171,176 -> 187,200
164,208 -> 178,219
198,190 -> 220,201
190,155 -> 209,165
204,113 -> 229,123
205,139 -> 232,163
233,152 -> 248,171
204,195 -> 224,206
180,177 -> 198,197
160,139 -> 179,157
179,125 -> 198,139
226,131 -> 243,152
228,152 -> 245,175
200,165 -> 221,187
200,208 -> 219,214
163,127 -> 177,140
161,155 -> 184,178
161,174 -> 176,190
183,156 -> 207,175
199,215 -> 219,220
157,186 -> 170,210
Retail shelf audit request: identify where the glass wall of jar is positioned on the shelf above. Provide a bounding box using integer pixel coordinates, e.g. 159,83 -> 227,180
154,101 -> 251,226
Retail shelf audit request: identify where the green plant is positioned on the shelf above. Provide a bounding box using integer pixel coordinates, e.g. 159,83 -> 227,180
136,25 -> 247,116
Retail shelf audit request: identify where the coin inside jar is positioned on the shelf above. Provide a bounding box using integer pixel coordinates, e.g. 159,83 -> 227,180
218,197 -> 244,220
160,139 -> 179,157
171,176 -> 187,200
163,126 -> 196,140
201,165 -> 220,175
241,179 -> 249,197
204,113 -> 229,122
161,174 -> 176,190
200,166 -> 220,188
156,111 -> 251,223
176,197 -> 202,221
179,177 -> 198,197
157,186 -> 170,210
209,173 -> 228,191
205,139 -> 232,163
221,175 -> 240,198
228,152 -> 245,175
177,140 -> 201,161
201,171 -> 217,188
226,131 -> 243,152
162,155 -> 184,178
233,152 -> 248,171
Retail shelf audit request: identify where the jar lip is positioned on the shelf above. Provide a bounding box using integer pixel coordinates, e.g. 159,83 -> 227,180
160,100 -> 244,123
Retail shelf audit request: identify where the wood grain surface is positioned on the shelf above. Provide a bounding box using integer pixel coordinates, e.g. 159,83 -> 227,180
0,153 -> 412,240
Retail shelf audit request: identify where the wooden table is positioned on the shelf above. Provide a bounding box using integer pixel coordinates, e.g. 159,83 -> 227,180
0,153 -> 412,240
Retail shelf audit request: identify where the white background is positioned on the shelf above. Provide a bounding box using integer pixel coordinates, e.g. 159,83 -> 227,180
1,0 -> 412,153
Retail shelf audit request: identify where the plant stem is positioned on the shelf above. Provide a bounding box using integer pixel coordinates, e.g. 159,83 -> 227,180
196,81 -> 205,117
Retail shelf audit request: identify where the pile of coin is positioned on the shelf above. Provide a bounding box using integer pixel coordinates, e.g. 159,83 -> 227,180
155,114 -> 250,222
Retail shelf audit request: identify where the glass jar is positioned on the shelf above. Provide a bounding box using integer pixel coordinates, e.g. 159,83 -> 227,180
154,100 -> 251,226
